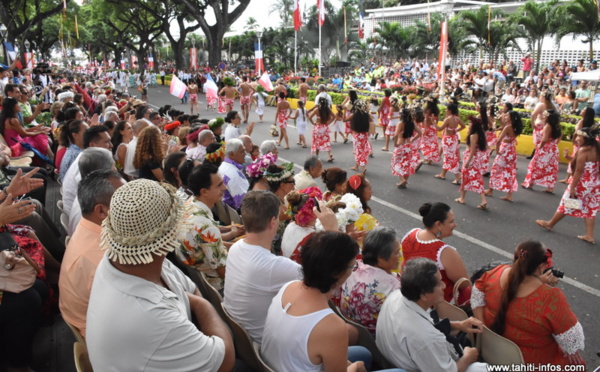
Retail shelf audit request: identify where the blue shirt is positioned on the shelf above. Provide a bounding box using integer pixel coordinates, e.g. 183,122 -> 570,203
60,145 -> 83,181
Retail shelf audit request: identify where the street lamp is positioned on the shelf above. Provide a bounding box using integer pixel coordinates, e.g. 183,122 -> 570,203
256,30 -> 263,75
0,24 -> 7,65
24,39 -> 30,52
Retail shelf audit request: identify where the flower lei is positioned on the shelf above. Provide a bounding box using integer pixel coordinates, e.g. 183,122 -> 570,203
245,153 -> 278,179
287,187 -> 323,227
205,142 -> 226,163
264,161 -> 294,182
315,193 -> 363,231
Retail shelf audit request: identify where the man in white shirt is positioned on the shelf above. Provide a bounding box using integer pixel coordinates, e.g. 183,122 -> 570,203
294,155 -> 322,190
87,180 -> 234,372
223,191 -> 302,343
314,84 -> 332,108
377,258 -> 486,372
123,119 -> 149,178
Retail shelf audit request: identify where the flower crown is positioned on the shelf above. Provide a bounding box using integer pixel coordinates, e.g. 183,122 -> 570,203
353,99 -> 369,113
205,143 -> 225,163
223,77 -> 235,86
264,162 -> 294,182
287,187 -> 323,227
245,153 -> 278,179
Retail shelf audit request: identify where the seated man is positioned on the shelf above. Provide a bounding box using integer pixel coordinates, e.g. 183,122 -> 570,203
177,164 -> 244,291
87,180 -> 234,371
218,139 -> 249,211
223,190 -> 302,344
294,155 -> 323,190
376,258 -> 486,372
59,169 -> 125,337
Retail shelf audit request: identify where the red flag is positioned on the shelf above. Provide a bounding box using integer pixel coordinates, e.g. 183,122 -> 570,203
317,0 -> 325,26
437,21 -> 448,78
258,72 -> 273,92
294,0 -> 302,31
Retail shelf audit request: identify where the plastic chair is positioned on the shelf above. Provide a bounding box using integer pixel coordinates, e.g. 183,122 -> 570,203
57,199 -> 64,212
220,302 -> 266,372
60,213 -> 69,234
328,300 -> 396,370
184,266 -> 227,322
64,318 -> 86,345
476,325 -> 524,365
434,300 -> 475,345
73,341 -> 93,372
253,342 -> 276,372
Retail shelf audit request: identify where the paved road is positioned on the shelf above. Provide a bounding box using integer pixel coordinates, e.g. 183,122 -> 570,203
134,85 -> 600,365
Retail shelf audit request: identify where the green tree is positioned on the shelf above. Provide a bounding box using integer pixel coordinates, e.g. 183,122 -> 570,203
555,0 -> 600,60
376,21 -> 413,57
174,0 -> 251,67
268,0 -> 294,28
457,6 -> 505,58
246,17 -> 258,30
511,0 -> 558,72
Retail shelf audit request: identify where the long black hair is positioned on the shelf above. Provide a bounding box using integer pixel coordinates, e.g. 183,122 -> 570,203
401,109 -> 415,139
509,111 -> 523,137
317,98 -> 333,124
546,110 -> 562,140
0,97 -> 20,134
466,116 -> 487,151
479,103 -> 489,131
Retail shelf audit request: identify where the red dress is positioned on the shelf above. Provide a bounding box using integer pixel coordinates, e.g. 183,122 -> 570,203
489,138 -> 518,193
401,228 -> 456,302
473,265 -> 585,367
217,95 -> 226,113
276,110 -> 289,128
352,132 -> 371,167
522,139 -> 559,189
420,125 -> 440,163
442,133 -> 460,174
379,97 -> 390,128
391,135 -> 420,177
461,148 -> 487,194
311,124 -> 331,153
557,161 -> 600,218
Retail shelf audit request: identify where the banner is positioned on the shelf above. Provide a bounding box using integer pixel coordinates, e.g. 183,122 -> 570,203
131,54 -> 137,68
148,54 -> 154,69
294,0 -> 302,31
203,74 -> 218,101
120,59 -> 126,69
317,0 -> 325,26
24,53 -> 33,69
254,42 -> 264,76
190,48 -> 198,70
437,21 -> 448,79
169,75 -> 187,99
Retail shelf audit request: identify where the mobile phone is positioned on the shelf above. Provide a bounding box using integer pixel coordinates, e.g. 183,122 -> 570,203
313,197 -> 321,213
129,110 -> 135,114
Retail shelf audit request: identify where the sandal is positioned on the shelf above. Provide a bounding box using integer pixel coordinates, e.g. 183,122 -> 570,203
535,220 -> 553,232
327,157 -> 334,163
381,148 -> 389,152
454,198 -> 465,204
477,203 -> 488,210
397,181 -> 407,189
452,180 -> 461,185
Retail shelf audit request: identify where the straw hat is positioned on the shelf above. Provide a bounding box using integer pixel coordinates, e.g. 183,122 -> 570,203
101,179 -> 190,265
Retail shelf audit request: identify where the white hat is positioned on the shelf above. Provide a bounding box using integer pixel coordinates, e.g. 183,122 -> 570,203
101,180 -> 190,265
57,91 -> 74,101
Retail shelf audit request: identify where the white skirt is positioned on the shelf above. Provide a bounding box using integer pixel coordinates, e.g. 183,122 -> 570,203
297,119 -> 308,135
332,120 -> 345,133
255,103 -> 265,115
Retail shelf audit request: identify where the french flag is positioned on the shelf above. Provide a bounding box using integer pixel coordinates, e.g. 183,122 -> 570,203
317,0 -> 325,26
204,74 -> 218,101
258,72 -> 273,92
170,75 -> 187,99
294,0 -> 302,31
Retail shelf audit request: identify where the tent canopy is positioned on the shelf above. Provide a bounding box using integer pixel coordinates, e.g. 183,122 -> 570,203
571,70 -> 600,81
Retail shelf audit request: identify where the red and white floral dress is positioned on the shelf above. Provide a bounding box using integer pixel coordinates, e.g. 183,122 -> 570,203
311,124 -> 331,153
489,137 -> 518,193
353,132 -> 372,166
461,147 -> 487,194
533,118 -> 545,147
385,115 -> 398,136
522,138 -> 559,189
442,131 -> 460,174
486,130 -> 498,150
217,95 -> 226,113
379,97 -> 391,129
276,110 -> 289,128
420,124 -> 440,163
557,161 -> 600,218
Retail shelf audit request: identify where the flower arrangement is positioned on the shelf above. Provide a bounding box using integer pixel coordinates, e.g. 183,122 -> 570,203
287,187 -> 323,227
315,193 -> 364,231
264,162 -> 294,182
205,142 -> 226,164
245,153 -> 278,179
223,77 -> 235,86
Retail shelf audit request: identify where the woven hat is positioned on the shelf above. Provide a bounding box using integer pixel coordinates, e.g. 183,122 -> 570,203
101,179 -> 190,265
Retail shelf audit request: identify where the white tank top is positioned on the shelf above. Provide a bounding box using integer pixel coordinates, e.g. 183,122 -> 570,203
261,281 -> 334,372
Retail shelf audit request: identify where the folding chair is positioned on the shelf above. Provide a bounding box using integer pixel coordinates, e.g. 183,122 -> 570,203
73,341 -> 93,372
434,300 -> 475,345
60,213 -> 69,234
253,342 -> 276,372
220,302 -> 267,372
476,325 -> 524,366
64,318 -> 86,345
184,266 -> 227,322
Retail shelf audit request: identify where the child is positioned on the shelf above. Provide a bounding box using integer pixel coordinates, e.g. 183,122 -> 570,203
292,100 -> 308,148
250,144 -> 260,160
332,104 -> 348,143
253,86 -> 268,122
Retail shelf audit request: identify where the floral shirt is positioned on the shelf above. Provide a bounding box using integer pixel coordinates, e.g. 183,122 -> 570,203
218,158 -> 249,211
177,199 -> 228,291
340,261 -> 401,335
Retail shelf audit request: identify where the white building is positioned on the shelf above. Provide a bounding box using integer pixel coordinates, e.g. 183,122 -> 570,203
364,0 -> 600,68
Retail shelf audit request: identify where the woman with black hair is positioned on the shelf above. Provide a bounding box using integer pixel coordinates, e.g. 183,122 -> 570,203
111,120 -> 133,170
486,111 -> 523,202
471,241 -> 585,366
435,102 -> 465,183
391,108 -> 422,188
344,99 -> 373,173
456,116 -> 488,209
57,120 -> 89,180
522,110 -> 562,193
560,107 -> 596,183
309,97 -> 336,162
420,96 -> 440,165
274,91 -> 291,149
0,97 -> 51,158
536,126 -> 600,244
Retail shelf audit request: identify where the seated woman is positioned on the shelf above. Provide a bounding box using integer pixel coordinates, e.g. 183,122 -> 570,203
345,174 -> 378,233
57,119 -> 89,181
265,163 -> 296,255
111,120 -> 134,171
471,241 -> 585,367
261,231 -> 404,372
340,227 -> 401,335
163,151 -> 187,190
401,202 -> 471,305
245,153 -> 277,191
0,97 -> 51,158
133,126 -> 166,182
321,167 -> 347,202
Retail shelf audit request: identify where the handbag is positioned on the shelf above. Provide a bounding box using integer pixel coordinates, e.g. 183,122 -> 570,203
0,231 -> 39,293
452,277 -> 472,314
563,197 -> 582,210
269,124 -> 279,137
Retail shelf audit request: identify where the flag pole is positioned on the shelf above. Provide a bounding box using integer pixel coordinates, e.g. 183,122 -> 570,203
319,23 -> 322,77
295,30 -> 298,75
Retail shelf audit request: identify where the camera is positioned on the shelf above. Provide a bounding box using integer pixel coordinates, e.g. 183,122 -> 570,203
545,267 -> 564,279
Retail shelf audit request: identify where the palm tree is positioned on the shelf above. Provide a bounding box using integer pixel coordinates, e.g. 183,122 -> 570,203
376,21 -> 413,57
457,6 -> 504,58
268,0 -> 294,28
488,21 -> 523,61
555,0 -> 600,60
511,0 -> 558,72
246,17 -> 258,31
348,40 -> 368,64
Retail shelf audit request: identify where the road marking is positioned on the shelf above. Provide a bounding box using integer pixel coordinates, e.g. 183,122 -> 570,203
280,156 -> 600,299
